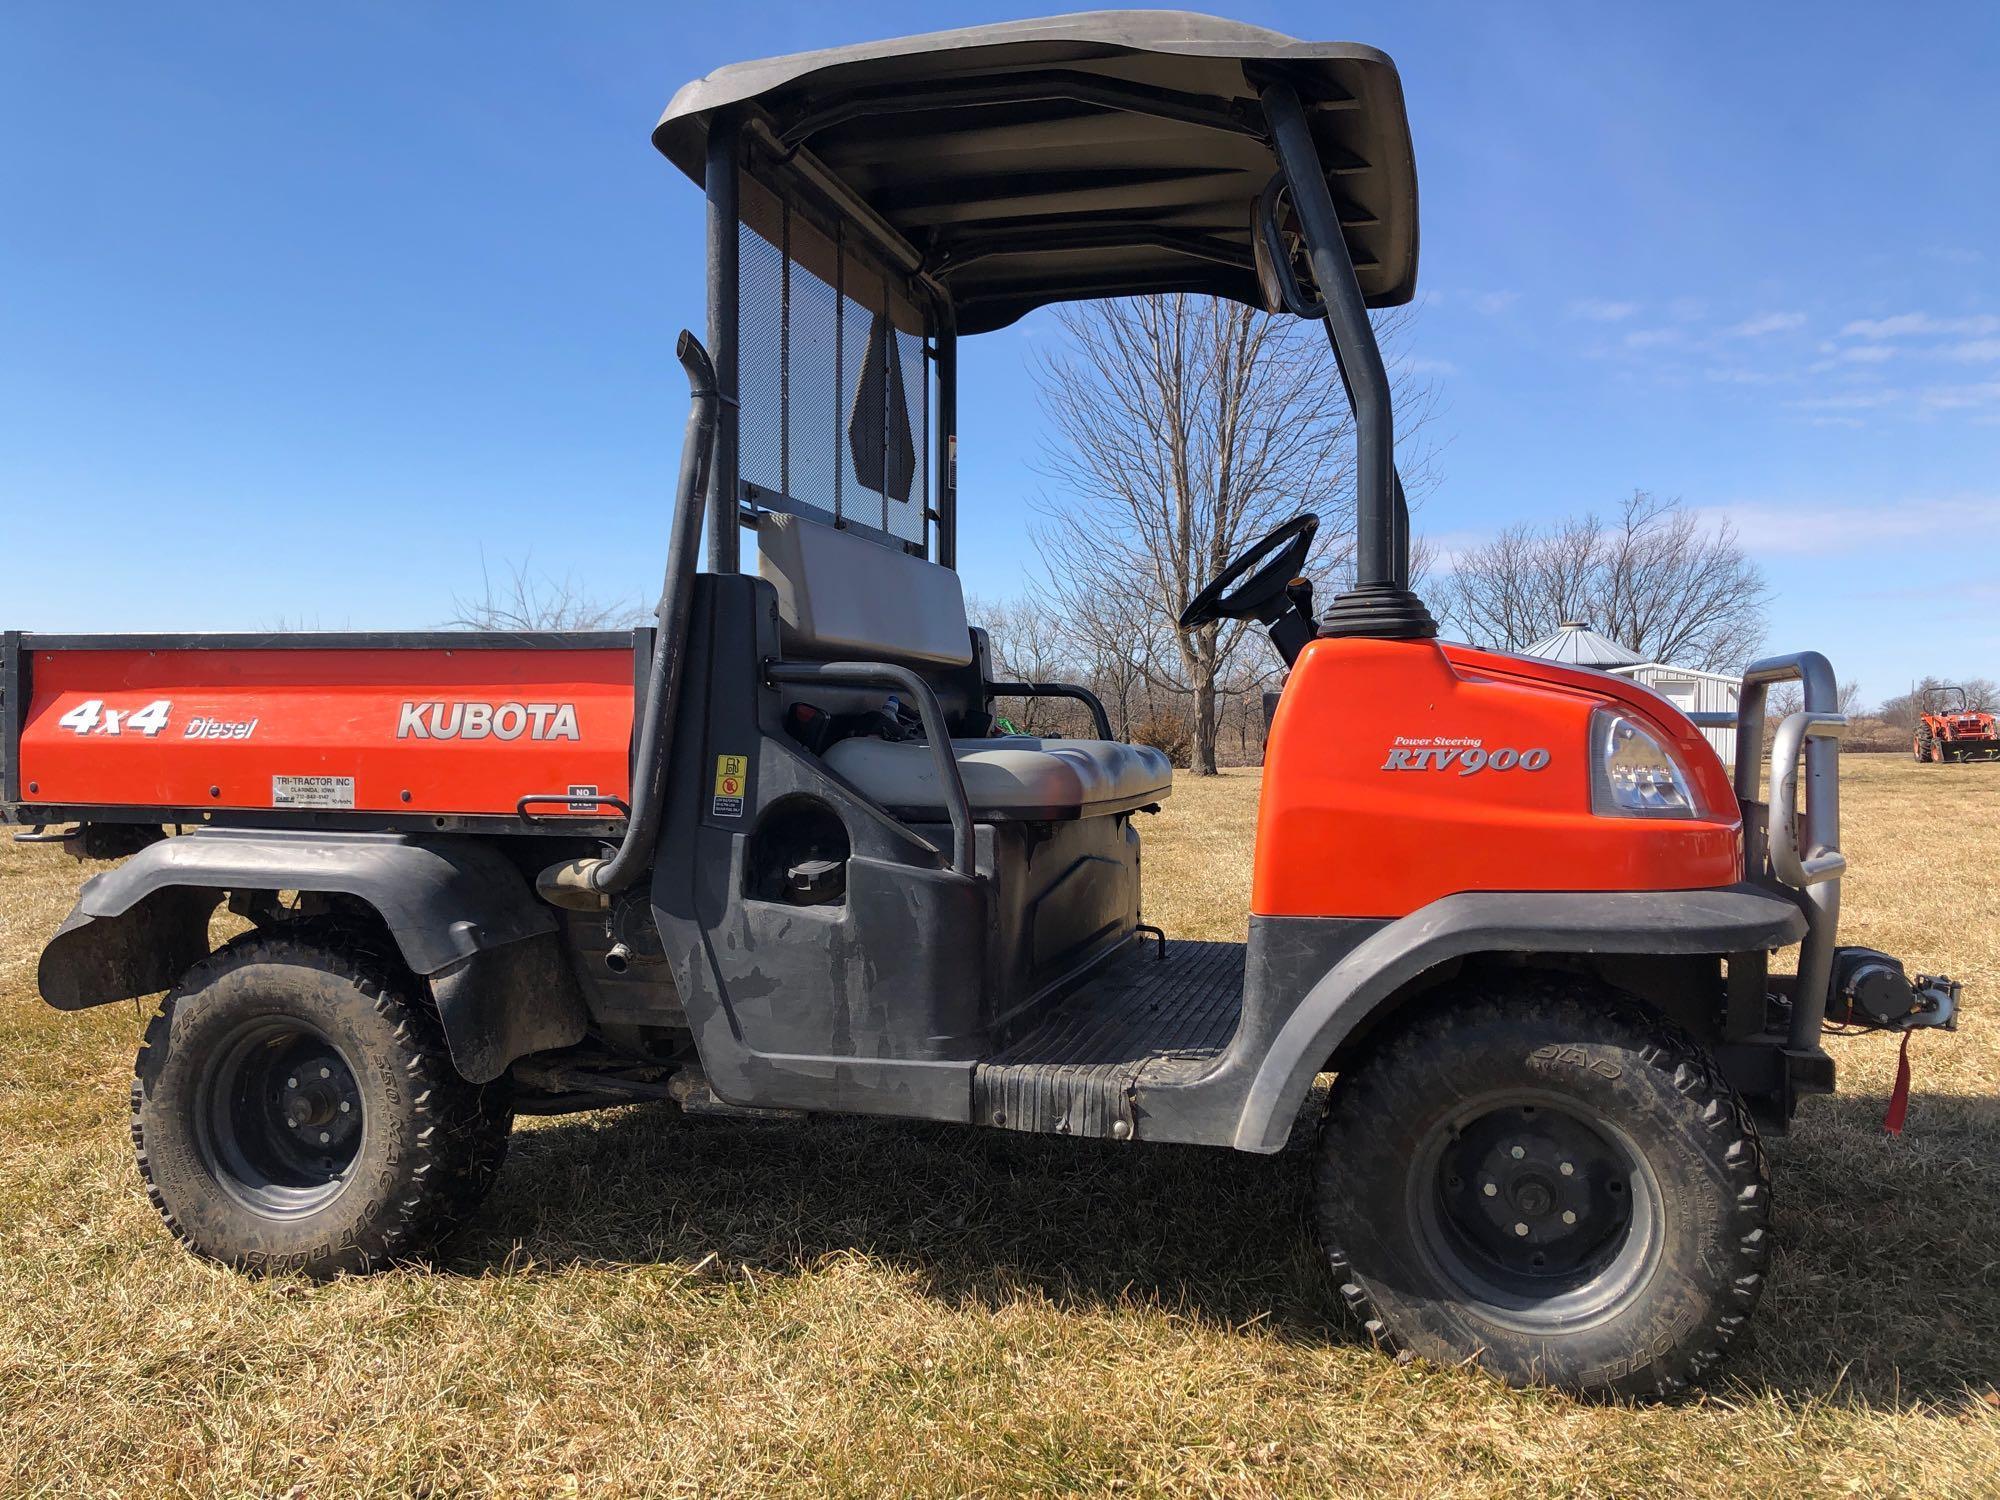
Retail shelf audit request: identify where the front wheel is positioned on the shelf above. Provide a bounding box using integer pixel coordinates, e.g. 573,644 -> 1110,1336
1314,978 -> 1769,1398
132,926 -> 512,1276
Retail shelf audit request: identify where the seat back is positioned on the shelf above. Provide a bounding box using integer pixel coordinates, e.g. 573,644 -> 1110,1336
757,511 -> 972,667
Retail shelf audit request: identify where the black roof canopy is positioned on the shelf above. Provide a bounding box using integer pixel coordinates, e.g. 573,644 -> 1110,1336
655,10 -> 1419,333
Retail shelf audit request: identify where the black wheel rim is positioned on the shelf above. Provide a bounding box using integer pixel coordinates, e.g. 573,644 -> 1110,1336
1408,1090 -> 1664,1333
192,1016 -> 364,1219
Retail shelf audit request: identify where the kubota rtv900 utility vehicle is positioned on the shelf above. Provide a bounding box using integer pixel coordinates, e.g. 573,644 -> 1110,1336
2,14 -> 1963,1397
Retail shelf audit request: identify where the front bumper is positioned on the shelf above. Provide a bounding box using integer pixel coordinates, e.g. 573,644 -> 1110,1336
1697,652 -> 1959,1051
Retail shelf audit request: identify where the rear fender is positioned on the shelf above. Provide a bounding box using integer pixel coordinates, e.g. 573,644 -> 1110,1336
1230,883 -> 1808,1152
38,828 -> 586,1082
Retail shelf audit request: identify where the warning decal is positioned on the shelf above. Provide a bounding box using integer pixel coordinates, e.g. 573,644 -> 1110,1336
273,775 -> 356,809
711,754 -> 748,818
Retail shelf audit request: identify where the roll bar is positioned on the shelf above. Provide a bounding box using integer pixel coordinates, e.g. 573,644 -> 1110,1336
1260,83 -> 1393,588
1258,79 -> 1431,634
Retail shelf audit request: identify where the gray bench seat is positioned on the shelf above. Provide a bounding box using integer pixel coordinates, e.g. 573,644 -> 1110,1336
823,735 -> 1172,820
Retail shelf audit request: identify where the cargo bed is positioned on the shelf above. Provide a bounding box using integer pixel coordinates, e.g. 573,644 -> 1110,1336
0,631 -> 643,835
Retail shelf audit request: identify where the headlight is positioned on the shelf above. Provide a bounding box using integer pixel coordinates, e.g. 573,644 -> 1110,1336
1590,709 -> 1696,817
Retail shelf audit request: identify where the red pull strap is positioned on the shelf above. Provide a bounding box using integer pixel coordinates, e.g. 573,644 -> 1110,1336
1882,1030 -> 1915,1136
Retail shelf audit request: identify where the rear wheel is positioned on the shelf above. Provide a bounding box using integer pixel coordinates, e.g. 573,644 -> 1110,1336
1914,729 -> 1932,762
1313,977 -> 1769,1398
132,926 -> 512,1276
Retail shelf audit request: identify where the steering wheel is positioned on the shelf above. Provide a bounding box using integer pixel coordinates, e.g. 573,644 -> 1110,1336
1177,513 -> 1319,630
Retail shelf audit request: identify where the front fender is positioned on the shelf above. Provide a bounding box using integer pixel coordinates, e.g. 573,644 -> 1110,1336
38,828 -> 584,1082
1230,883 -> 1807,1153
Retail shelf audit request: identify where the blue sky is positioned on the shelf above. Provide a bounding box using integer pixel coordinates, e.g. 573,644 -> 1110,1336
3,3 -> 1996,704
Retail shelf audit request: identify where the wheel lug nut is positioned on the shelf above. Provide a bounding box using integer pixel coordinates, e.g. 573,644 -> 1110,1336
286,1077 -> 298,1089
1513,1222 -> 1529,1237
318,1132 -> 331,1144
1482,1181 -> 1498,1197
287,1118 -> 299,1129
1510,1146 -> 1526,1160
1559,1161 -> 1574,1176
319,1067 -> 331,1079
1562,1210 -> 1577,1225
339,1101 -> 351,1114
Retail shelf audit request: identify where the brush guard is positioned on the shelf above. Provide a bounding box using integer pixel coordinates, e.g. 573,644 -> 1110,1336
1697,653 -> 1958,1128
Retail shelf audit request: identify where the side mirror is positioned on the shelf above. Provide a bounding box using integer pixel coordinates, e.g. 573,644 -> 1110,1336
1251,173 -> 1326,320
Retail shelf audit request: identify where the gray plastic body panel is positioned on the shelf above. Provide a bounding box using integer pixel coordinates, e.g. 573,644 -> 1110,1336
649,575 -> 1148,1123
37,828 -> 586,1082
43,828 -> 555,982
967,882 -> 1808,1152
1217,883 -> 1809,1153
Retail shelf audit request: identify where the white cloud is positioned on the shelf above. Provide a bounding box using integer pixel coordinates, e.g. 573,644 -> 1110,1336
1840,312 -> 2000,340
1423,289 -> 1518,317
1393,355 -> 1459,377
1920,380 -> 2000,411
1570,298 -> 1639,322
1582,299 -> 1997,426
1623,327 -> 1683,350
1721,311 -> 1807,338
1704,495 -> 2000,555
1780,374 -> 2000,422
1782,389 -> 1900,413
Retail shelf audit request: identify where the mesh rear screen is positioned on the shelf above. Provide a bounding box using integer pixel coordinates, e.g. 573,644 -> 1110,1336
738,171 -> 931,553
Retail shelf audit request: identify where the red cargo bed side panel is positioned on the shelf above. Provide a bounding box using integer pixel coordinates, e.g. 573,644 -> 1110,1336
17,645 -> 636,819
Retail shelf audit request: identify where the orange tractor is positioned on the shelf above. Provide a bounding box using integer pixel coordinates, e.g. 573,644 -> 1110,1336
1913,686 -> 1999,763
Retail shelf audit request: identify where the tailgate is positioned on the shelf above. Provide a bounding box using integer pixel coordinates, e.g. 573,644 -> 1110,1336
2,631 -> 640,828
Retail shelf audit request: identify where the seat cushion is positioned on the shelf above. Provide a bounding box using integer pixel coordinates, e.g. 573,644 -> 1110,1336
822,736 -> 1173,819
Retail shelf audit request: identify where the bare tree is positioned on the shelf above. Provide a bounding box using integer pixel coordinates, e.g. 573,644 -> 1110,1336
966,593 -> 1094,736
1436,492 -> 1769,671
1059,588 -> 1162,741
445,553 -> 646,632
1031,294 -> 1433,774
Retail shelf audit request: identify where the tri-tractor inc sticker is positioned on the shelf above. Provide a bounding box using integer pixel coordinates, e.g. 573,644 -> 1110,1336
272,775 -> 356,809
712,754 -> 748,818
1380,736 -> 1550,775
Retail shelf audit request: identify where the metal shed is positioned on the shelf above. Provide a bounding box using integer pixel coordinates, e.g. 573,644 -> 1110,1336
1610,662 -> 1742,763
1518,623 -> 1739,762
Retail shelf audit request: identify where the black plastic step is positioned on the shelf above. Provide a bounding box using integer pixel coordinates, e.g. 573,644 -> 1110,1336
973,940 -> 1244,1140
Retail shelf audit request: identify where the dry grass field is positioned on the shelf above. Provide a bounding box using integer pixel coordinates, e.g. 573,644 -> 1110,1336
2,757 -> 1998,1497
